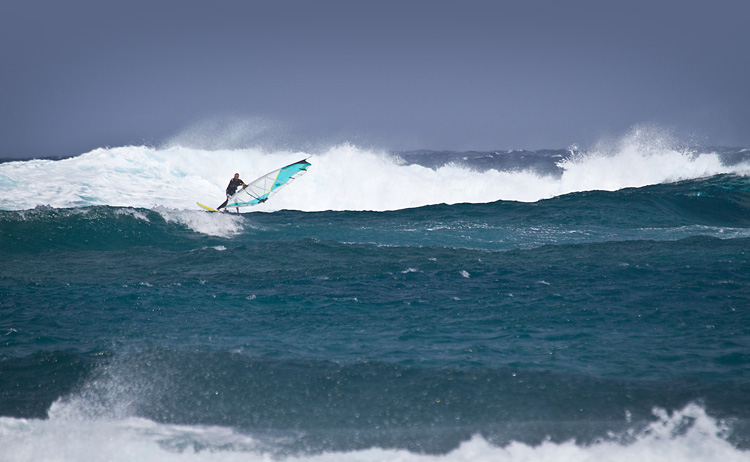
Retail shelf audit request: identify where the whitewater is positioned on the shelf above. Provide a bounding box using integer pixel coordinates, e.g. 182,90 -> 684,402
1,404 -> 745,462
2,130 -> 748,215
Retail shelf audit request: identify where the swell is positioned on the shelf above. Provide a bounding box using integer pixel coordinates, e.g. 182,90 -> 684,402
0,206 -> 214,254
412,173 -> 750,229
538,174 -> 750,228
0,351 -> 95,419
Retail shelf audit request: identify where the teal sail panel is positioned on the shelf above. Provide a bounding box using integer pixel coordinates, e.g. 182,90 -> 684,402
227,159 -> 311,208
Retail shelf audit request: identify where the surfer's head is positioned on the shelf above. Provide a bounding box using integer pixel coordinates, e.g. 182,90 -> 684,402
234,173 -> 240,179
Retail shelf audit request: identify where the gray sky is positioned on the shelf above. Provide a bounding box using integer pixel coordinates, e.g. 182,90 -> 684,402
1,0 -> 749,158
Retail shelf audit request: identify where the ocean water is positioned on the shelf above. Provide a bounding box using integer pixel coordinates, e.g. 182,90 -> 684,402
1,131 -> 750,461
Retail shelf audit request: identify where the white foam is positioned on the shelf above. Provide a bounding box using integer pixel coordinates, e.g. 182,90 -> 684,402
0,403 -> 747,462
555,126 -> 746,196
154,207 -> 246,237
1,128 -> 748,212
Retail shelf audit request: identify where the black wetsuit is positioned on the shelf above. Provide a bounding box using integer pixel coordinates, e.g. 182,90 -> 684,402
217,178 -> 246,210
226,178 -> 245,196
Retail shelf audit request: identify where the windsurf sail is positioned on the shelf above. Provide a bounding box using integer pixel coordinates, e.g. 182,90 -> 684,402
226,158 -> 311,208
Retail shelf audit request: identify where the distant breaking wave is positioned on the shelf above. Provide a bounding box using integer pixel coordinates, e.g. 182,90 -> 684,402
1,129 -> 749,212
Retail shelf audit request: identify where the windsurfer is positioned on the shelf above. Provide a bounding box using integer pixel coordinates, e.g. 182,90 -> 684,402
217,173 -> 247,212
